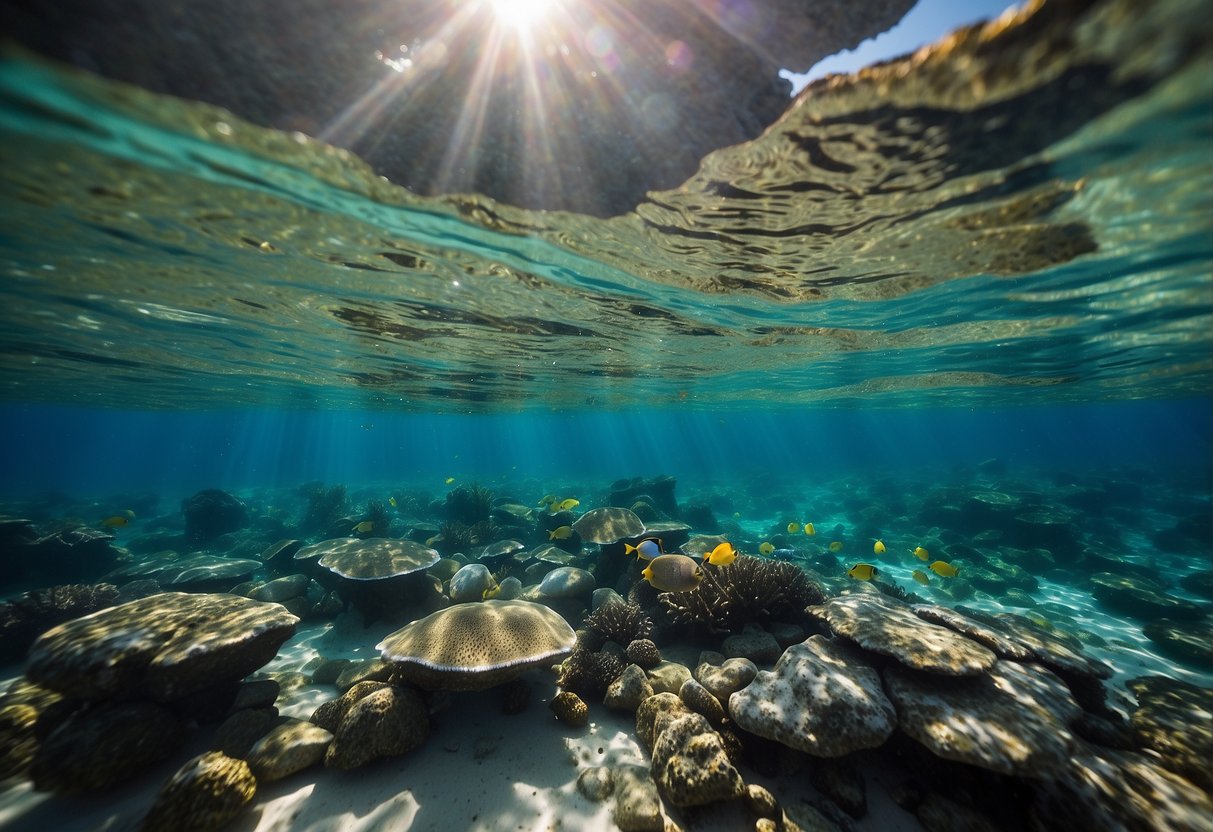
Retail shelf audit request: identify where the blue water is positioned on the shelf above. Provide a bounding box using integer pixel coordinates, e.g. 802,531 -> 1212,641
2,399 -> 1208,499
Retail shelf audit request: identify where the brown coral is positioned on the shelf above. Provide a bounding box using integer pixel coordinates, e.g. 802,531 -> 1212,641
582,600 -> 654,651
660,555 -> 823,634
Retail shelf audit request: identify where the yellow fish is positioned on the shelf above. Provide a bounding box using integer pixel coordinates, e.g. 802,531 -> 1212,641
787,522 -> 800,534
548,525 -> 574,540
425,535 -> 441,547
100,515 -> 129,528
641,554 -> 704,592
445,477 -> 456,485
912,569 -> 930,586
537,494 -> 556,507
353,520 -> 374,534
758,542 -> 774,555
554,498 -> 580,512
828,541 -> 844,553
388,496 -> 397,508
913,546 -> 929,561
873,540 -> 886,555
847,563 -> 879,581
482,582 -> 501,600
704,541 -> 736,567
804,523 -> 816,536
929,560 -> 959,577
625,539 -> 663,560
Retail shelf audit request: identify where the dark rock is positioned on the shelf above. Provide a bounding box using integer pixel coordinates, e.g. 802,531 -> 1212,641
0,582 -> 119,664
30,700 -> 185,793
810,758 -> 867,819
1179,570 -> 1213,600
1128,675 -> 1213,793
182,489 -> 248,544
1142,618 -> 1213,671
1089,573 -> 1206,621
608,476 -> 679,519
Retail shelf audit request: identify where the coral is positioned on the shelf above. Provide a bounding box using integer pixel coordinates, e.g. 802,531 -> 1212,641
0,582 -> 119,664
324,685 -> 429,769
550,691 -> 588,726
299,482 -> 348,533
651,712 -> 746,807
625,638 -> 662,669
659,555 -> 823,634
445,484 -> 494,525
360,499 -> 391,536
582,600 -> 654,651
437,521 -> 474,554
311,681 -> 391,732
557,646 -> 626,698
141,751 -> 257,832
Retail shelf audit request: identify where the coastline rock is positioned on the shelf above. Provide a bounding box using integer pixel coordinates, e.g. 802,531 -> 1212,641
696,657 -> 758,703
729,636 -> 895,757
613,765 -> 664,832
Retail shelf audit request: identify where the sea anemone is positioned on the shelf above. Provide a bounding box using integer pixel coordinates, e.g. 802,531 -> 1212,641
660,555 -> 824,634
581,600 -> 654,651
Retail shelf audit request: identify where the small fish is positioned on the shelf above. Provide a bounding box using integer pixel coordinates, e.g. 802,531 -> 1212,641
758,542 -> 774,555
828,541 -> 844,553
554,498 -> 580,512
388,496 -> 397,508
913,546 -> 929,561
912,569 -> 930,586
704,541 -> 736,566
641,554 -> 704,592
929,560 -> 959,577
787,522 -> 800,534
733,512 -> 741,518
445,477 -> 456,485
549,525 -> 574,541
353,520 -> 374,534
847,563 -> 879,581
874,540 -> 886,555
425,534 -> 441,547
537,494 -> 556,507
100,515 -> 129,528
804,523 -> 816,536
625,538 -> 663,560
482,583 -> 501,601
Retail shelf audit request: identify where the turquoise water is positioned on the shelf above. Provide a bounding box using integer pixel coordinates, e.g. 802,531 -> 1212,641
1,0 -> 1212,828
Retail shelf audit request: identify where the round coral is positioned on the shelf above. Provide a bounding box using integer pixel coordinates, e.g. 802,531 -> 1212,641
626,638 -> 662,669
582,600 -> 654,651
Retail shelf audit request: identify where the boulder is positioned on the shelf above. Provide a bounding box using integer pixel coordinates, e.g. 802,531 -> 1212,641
182,489 -> 248,543
729,636 -> 895,757
142,751 -> 257,832
650,712 -> 745,807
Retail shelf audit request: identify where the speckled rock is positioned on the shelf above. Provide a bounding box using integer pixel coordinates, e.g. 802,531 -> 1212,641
744,783 -> 780,819
823,594 -> 996,675
1128,675 -> 1213,792
449,563 -> 497,603
612,764 -> 664,832
885,660 -> 1080,777
214,707 -> 278,758
26,592 -> 298,702
651,712 -> 746,807
696,657 -> 758,703
679,677 -> 727,727
310,680 -> 391,732
635,692 -> 691,750
324,684 -> 429,769
722,625 -> 782,664
247,719 -> 333,782
646,660 -> 693,695
539,566 -> 596,599
335,658 -> 392,691
1142,618 -> 1213,671
496,576 -> 523,600
550,691 -> 589,726
231,678 -> 280,711
912,604 -> 1033,661
625,638 -> 662,669
248,574 -> 310,603
577,765 -> 615,802
983,611 -> 1113,681
1030,744 -> 1213,832
729,636 -> 895,757
31,701 -> 184,793
141,751 -> 256,832
605,664 -> 654,712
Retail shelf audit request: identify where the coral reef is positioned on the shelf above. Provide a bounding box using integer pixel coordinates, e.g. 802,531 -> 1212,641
298,482 -> 348,533
557,646 -> 626,699
659,555 -> 823,634
582,600 -> 654,651
444,484 -> 493,526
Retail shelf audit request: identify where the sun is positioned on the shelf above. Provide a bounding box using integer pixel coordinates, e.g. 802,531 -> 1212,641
487,0 -> 557,32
